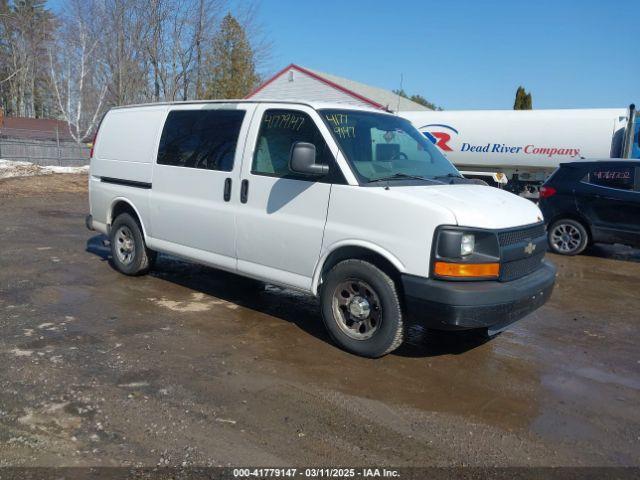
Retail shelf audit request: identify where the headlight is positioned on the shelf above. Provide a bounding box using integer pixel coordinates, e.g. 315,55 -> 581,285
460,234 -> 475,256
433,227 -> 500,280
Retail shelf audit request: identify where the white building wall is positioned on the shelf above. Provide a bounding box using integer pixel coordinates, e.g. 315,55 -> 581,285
250,68 -> 376,109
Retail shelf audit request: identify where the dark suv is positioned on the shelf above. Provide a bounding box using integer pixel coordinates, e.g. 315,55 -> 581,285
538,160 -> 640,255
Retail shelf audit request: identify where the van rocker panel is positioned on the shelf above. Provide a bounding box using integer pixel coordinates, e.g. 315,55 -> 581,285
402,260 -> 556,330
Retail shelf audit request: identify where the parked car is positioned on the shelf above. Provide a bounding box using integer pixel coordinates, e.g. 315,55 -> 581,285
86,101 -> 556,357
539,160 -> 640,255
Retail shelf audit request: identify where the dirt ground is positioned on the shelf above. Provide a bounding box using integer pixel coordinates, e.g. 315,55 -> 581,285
0,174 -> 639,467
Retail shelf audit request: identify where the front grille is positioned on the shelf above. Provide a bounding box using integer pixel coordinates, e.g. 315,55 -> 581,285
500,252 -> 545,282
498,223 -> 546,247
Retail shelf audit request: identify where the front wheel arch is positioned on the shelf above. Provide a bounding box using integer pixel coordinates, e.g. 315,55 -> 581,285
314,245 -> 404,297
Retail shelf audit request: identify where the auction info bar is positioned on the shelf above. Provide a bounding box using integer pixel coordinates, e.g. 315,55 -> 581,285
0,468 -> 638,480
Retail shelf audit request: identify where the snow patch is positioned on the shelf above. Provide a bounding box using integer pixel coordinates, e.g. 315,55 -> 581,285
42,165 -> 90,174
11,348 -> 33,357
0,159 -> 88,179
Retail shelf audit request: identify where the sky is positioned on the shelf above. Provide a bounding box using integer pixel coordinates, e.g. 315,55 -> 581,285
252,0 -> 639,110
47,0 -> 639,110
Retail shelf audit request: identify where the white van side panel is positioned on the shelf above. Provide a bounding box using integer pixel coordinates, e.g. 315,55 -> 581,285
89,106 -> 167,231
92,106 -> 167,183
90,180 -> 152,233
314,184 -> 457,293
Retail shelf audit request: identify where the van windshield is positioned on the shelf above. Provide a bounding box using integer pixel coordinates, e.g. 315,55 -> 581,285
321,109 -> 459,183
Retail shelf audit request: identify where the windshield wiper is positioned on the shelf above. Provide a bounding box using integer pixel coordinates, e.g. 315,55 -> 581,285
431,173 -> 465,180
368,173 -> 431,183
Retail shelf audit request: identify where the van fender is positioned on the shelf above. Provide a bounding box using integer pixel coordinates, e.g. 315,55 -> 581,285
108,197 -> 149,240
311,240 -> 406,296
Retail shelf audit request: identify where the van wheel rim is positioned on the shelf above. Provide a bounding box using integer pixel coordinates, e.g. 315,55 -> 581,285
114,226 -> 135,264
332,279 -> 381,340
551,223 -> 582,253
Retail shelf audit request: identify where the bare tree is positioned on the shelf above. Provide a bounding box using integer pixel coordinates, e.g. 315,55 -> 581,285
0,0 -> 55,117
49,0 -> 108,143
140,0 -> 224,102
98,0 -> 149,106
193,0 -> 206,99
192,0 -> 223,99
1,0 -> 270,127
235,1 -> 272,78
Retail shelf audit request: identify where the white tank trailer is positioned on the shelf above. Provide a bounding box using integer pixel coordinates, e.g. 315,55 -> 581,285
401,104 -> 639,197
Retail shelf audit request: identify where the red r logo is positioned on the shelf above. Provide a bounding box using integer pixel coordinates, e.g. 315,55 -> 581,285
431,132 -> 453,152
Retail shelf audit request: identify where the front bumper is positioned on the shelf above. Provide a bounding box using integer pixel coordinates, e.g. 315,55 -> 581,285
402,260 -> 556,331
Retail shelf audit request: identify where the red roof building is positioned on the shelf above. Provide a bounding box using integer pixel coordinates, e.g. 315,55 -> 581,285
0,116 -> 75,142
247,64 -> 430,112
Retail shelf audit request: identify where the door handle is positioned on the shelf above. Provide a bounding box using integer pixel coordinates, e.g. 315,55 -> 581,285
223,178 -> 232,202
240,179 -> 249,204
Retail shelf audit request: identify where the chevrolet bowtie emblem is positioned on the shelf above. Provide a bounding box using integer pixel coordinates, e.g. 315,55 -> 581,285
524,241 -> 536,255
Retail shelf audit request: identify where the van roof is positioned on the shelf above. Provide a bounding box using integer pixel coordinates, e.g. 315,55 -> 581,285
110,99 -> 389,114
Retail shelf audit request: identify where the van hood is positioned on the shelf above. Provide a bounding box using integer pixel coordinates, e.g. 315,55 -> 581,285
385,184 -> 543,229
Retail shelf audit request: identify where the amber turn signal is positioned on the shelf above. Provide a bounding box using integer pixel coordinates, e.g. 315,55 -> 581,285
434,261 -> 500,278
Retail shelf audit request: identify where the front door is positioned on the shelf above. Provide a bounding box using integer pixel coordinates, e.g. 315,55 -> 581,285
149,104 -> 255,271
235,105 -> 342,290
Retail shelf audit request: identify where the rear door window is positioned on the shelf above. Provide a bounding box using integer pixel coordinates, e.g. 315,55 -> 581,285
585,165 -> 636,191
157,109 -> 245,171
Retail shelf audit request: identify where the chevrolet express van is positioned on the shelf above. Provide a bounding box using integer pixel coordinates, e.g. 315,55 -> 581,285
86,101 -> 556,357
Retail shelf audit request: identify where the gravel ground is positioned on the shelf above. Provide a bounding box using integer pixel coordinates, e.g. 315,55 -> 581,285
0,174 -> 639,467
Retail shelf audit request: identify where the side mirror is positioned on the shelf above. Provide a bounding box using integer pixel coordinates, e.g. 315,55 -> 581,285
289,142 -> 329,175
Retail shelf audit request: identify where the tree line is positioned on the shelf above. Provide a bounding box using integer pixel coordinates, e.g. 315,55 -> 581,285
393,89 -> 442,111
0,0 -> 266,142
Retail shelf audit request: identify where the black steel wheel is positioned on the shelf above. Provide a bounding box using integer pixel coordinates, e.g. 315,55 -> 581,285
320,260 -> 404,358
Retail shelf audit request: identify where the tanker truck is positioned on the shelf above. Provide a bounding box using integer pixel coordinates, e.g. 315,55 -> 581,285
401,104 -> 639,197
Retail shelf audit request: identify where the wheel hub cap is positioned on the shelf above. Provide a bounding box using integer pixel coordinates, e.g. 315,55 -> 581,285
348,296 -> 371,320
122,239 -> 134,252
332,279 -> 382,341
114,226 -> 136,265
551,223 -> 582,253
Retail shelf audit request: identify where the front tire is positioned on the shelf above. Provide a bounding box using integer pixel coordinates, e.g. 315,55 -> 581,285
548,219 -> 589,255
320,260 -> 404,358
109,213 -> 155,276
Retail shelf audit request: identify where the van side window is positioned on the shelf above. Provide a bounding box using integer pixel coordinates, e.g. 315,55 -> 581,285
585,166 -> 636,191
157,110 -> 245,171
252,109 -> 333,179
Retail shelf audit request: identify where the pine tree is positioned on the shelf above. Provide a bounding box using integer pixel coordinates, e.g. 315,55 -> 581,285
204,13 -> 259,99
514,86 -> 533,110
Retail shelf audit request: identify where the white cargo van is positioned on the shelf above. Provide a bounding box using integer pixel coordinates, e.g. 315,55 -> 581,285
87,100 -> 556,357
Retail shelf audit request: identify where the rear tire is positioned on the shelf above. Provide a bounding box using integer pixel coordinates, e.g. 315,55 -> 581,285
548,219 -> 589,256
109,213 -> 155,276
320,259 -> 404,358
